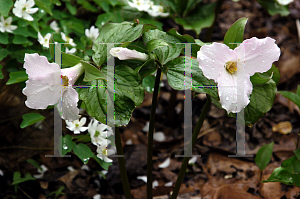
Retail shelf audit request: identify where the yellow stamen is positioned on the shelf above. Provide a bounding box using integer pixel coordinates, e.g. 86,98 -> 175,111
225,61 -> 237,74
61,75 -> 69,86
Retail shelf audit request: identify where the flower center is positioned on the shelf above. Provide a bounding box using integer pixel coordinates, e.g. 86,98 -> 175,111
102,149 -> 108,155
94,131 -> 100,137
61,75 -> 69,86
75,123 -> 80,128
225,61 -> 237,74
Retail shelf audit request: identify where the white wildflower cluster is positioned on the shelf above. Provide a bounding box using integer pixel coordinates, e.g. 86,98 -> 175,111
65,117 -> 115,163
127,0 -> 169,17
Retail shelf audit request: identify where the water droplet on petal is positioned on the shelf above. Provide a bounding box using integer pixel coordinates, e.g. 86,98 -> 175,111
262,59 -> 265,63
63,144 -> 68,149
205,59 -> 208,63
212,60 -> 215,63
225,96 -> 229,101
270,48 -> 273,51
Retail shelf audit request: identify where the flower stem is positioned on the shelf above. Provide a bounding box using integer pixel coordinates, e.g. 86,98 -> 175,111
147,68 -> 162,199
115,127 -> 132,199
171,95 -> 211,199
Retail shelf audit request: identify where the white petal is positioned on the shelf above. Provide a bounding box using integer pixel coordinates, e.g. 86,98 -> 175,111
197,42 -> 236,81
188,156 -> 197,164
158,157 -> 170,168
12,7 -> 23,18
85,29 -> 90,38
27,7 -> 39,14
164,181 -> 173,187
23,13 -> 34,21
236,37 -> 280,77
0,169 -> 3,176
93,194 -> 101,199
103,156 -> 113,163
79,117 -> 87,126
57,87 -> 80,121
277,0 -> 293,5
137,176 -> 147,183
61,32 -> 67,41
153,132 -> 166,142
152,180 -> 159,189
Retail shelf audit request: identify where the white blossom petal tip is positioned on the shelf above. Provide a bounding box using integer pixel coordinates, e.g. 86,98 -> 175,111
158,157 -> 171,168
110,47 -> 148,61
197,37 -> 280,114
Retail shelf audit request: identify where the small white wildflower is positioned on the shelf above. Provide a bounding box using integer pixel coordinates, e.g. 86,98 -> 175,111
127,0 -> 152,11
65,117 -> 89,134
147,5 -> 169,17
38,32 -> 51,48
96,144 -> 115,163
65,47 -> 76,54
61,32 -> 76,46
0,16 -> 17,33
12,0 -> 38,21
88,119 -> 112,146
33,165 -> 48,179
50,21 -> 60,32
85,26 -> 99,41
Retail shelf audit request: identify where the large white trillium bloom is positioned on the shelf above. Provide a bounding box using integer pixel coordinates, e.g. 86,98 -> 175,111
22,53 -> 84,121
12,0 -> 38,21
110,47 -> 148,61
197,37 -> 280,113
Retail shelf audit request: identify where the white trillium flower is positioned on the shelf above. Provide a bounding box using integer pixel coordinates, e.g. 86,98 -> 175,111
147,5 -> 169,17
88,119 -> 113,146
96,144 -> 115,163
61,32 -> 76,47
22,53 -> 84,121
50,21 -> 60,32
197,37 -> 280,113
85,26 -> 99,41
38,32 -> 51,48
127,0 -> 152,11
0,16 -> 17,33
110,47 -> 148,61
277,0 -> 293,5
12,0 -> 38,21
65,47 -> 76,54
65,117 -> 89,134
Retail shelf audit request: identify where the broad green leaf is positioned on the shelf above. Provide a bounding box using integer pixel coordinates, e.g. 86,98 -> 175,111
297,85 -> 300,96
0,49 -> 8,61
165,57 -> 219,100
138,18 -> 163,30
278,90 -> 300,109
174,3 -> 216,35
27,159 -> 42,171
183,0 -> 203,17
13,26 -> 37,38
66,2 -> 76,15
223,18 -> 248,50
0,32 -> 9,44
80,60 -> 106,82
257,0 -> 290,16
77,65 -> 144,127
6,71 -> 28,85
35,0 -> 53,15
136,58 -> 157,78
143,29 -> 184,65
95,13 -> 114,28
12,35 -> 33,45
59,135 -> 73,156
93,155 -> 112,170
255,142 -> 274,170
73,143 -> 94,164
51,0 -> 61,6
228,79 -> 277,126
142,75 -> 156,93
49,39 -> 82,67
78,0 -> 98,12
0,0 -> 13,17
166,28 -> 200,58
73,134 -> 91,143
266,65 -> 280,86
146,39 -> 170,52
92,22 -> 156,66
251,65 -> 280,86
262,149 -> 300,186
12,172 -> 35,185
20,113 -> 45,129
0,64 -> 3,79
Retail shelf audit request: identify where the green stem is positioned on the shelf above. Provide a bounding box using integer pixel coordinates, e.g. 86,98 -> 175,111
171,95 -> 211,199
115,127 -> 132,199
204,0 -> 225,41
147,68 -> 162,199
